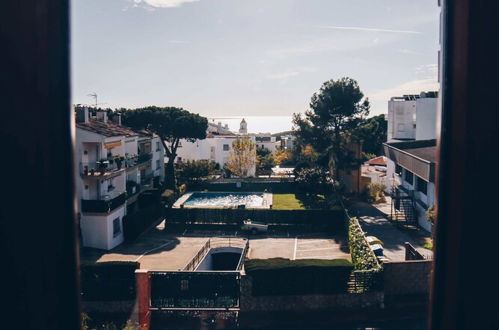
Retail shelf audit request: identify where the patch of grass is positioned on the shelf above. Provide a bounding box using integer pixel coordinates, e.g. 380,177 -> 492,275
272,193 -> 343,210
245,258 -> 352,272
272,194 -> 306,210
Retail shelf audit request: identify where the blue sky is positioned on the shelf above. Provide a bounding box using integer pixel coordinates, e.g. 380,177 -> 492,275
71,0 -> 439,118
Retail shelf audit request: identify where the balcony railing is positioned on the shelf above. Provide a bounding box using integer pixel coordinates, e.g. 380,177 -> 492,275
81,192 -> 127,213
137,153 -> 152,164
80,160 -> 124,177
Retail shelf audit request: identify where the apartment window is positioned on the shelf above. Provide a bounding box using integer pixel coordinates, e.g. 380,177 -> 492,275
223,144 -> 229,151
416,176 -> 428,195
112,217 -> 121,237
395,165 -> 403,176
156,159 -> 160,170
156,141 -> 160,151
404,170 -> 414,185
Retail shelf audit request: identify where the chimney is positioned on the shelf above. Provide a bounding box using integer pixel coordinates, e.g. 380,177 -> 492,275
95,110 -> 108,123
75,105 -> 89,123
111,113 -> 122,126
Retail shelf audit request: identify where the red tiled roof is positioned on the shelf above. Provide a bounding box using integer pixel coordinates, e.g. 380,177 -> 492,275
76,120 -> 138,137
367,156 -> 388,166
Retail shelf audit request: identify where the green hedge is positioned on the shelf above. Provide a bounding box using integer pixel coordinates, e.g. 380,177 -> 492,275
348,217 -> 381,271
166,208 -> 345,228
245,258 -> 353,296
123,204 -> 163,242
80,261 -> 139,301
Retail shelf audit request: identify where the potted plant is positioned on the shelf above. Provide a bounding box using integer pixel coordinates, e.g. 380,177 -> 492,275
97,159 -> 108,175
115,156 -> 123,170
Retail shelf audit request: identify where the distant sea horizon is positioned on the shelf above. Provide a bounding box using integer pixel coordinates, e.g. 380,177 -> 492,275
207,116 -> 294,134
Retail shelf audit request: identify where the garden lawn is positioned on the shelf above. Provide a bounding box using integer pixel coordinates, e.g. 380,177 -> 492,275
272,194 -> 305,210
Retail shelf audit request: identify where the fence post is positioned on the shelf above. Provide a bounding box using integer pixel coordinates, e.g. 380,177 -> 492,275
135,269 -> 151,330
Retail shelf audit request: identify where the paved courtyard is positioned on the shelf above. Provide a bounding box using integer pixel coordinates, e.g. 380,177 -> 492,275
348,200 -> 433,261
80,220 -> 351,270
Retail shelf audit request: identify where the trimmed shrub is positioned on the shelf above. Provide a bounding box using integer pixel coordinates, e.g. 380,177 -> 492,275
366,183 -> 386,203
161,189 -> 176,207
348,217 -> 381,270
245,258 -> 353,296
80,261 -> 139,301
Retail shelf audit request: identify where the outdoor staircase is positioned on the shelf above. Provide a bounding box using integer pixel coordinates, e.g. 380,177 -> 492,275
400,199 -> 417,224
390,187 -> 418,225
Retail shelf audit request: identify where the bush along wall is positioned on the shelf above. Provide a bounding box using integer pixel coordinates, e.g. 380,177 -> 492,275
348,217 -> 383,293
245,258 -> 354,296
80,261 -> 139,301
348,217 -> 381,270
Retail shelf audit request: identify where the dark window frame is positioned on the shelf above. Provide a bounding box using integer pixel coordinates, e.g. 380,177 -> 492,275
404,169 -> 414,185
416,176 -> 428,195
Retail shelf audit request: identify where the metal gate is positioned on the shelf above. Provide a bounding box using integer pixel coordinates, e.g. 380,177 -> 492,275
150,271 -> 240,311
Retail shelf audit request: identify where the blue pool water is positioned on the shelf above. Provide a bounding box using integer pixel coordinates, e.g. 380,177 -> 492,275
183,192 -> 264,207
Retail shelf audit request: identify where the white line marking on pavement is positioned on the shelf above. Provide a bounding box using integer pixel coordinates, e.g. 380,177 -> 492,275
293,237 -> 298,260
297,240 -> 331,245
297,247 -> 337,252
134,240 -> 175,262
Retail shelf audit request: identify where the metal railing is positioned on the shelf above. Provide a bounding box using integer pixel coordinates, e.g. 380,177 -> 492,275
184,239 -> 211,271
80,161 -> 124,176
183,238 -> 249,271
81,191 -> 127,213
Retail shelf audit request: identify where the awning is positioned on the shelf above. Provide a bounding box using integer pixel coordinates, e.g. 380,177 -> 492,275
104,141 -> 122,149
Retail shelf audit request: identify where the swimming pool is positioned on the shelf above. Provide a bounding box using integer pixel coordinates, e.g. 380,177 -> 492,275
174,192 -> 272,208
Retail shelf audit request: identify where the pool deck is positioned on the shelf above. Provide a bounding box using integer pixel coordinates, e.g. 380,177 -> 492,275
80,221 -> 350,270
172,191 -> 273,209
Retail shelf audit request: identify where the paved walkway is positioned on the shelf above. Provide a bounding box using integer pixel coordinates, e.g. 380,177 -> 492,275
348,200 -> 433,261
81,221 -> 350,270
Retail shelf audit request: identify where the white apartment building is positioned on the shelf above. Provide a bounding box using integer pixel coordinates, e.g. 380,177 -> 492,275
387,91 -> 438,142
207,120 -> 232,135
254,133 -> 277,153
75,107 -> 164,250
176,134 -> 257,177
276,134 -> 295,150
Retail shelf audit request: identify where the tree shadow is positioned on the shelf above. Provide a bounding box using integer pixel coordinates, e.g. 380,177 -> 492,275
80,225 -> 181,264
294,192 -> 330,210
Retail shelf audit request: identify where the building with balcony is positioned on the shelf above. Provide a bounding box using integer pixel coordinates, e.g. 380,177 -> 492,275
384,139 -> 436,232
387,91 -> 438,142
75,106 -> 165,250
176,134 -> 257,177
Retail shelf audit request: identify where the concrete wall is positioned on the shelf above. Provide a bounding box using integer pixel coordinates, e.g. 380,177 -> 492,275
415,97 -> 438,140
196,247 -> 243,270
388,99 -> 416,141
383,260 -> 432,297
81,205 -> 126,250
